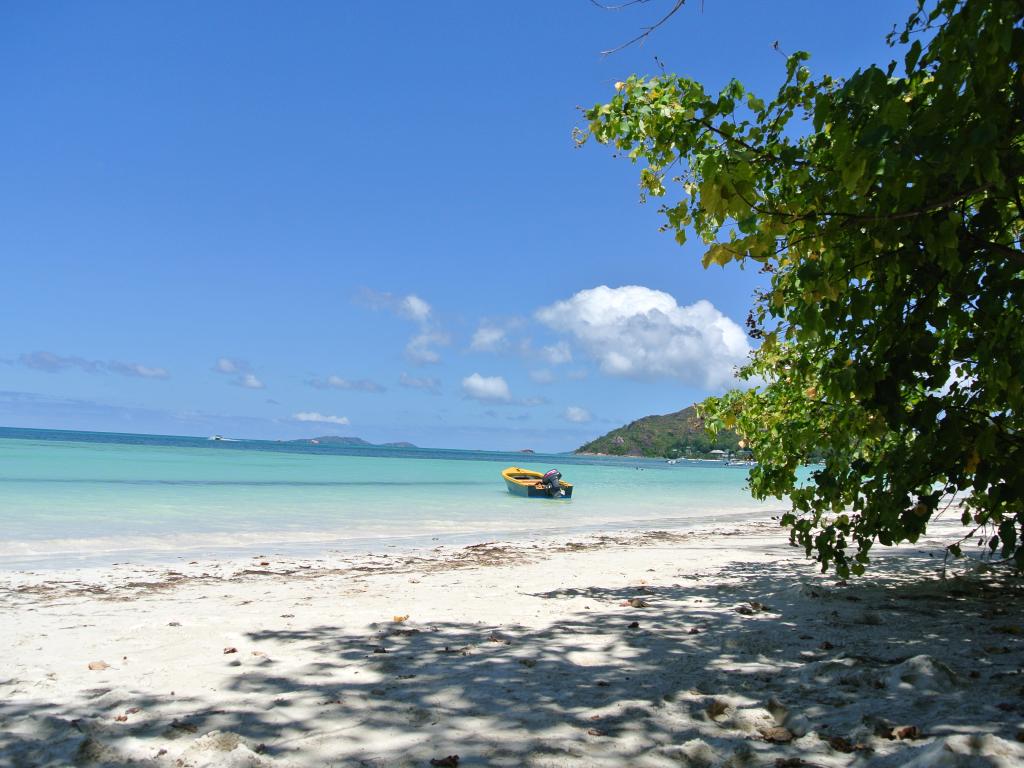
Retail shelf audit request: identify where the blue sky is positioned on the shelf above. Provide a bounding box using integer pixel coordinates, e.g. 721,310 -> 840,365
0,1 -> 916,451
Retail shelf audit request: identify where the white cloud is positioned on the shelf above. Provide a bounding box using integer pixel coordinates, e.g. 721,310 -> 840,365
406,330 -> 450,364
541,341 -> 573,365
213,357 -> 265,389
238,373 -> 265,389
529,368 -> 554,384
564,406 -> 592,423
401,295 -> 432,322
214,357 -> 241,374
19,351 -> 169,379
399,372 -> 441,394
309,375 -> 385,393
360,288 -> 448,365
20,351 -> 100,373
468,317 -> 530,356
462,373 -> 512,403
536,285 -> 751,389
293,411 -> 350,425
359,288 -> 432,323
107,362 -> 170,379
470,324 -> 507,352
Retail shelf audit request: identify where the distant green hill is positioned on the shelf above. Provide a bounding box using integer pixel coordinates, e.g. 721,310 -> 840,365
575,405 -> 740,458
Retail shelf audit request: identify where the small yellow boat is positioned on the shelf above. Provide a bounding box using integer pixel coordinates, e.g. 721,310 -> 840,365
501,466 -> 573,498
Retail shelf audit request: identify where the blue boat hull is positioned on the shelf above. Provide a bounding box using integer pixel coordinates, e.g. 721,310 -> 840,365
503,477 -> 573,498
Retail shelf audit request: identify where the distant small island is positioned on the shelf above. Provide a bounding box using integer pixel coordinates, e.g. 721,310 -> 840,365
289,436 -> 418,449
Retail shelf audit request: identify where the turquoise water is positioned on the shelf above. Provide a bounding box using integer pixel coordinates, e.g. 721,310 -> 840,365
0,427 -> 785,569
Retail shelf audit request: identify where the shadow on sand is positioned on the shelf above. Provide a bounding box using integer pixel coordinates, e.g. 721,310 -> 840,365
1,548 -> 1022,767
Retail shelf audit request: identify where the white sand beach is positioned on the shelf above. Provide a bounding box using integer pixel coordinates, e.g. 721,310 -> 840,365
2,520 -> 1022,767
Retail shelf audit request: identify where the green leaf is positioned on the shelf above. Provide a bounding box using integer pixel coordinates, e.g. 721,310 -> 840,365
904,39 -> 922,73
840,156 -> 867,192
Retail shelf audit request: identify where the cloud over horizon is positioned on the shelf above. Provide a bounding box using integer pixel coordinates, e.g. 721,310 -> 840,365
19,351 -> 169,379
293,411 -> 350,426
536,285 -> 751,389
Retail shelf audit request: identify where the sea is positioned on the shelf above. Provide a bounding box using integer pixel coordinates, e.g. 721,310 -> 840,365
0,427 -> 789,570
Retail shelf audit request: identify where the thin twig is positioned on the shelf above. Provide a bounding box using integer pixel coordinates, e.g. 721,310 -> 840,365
589,0 -> 653,9
600,0 -> 688,56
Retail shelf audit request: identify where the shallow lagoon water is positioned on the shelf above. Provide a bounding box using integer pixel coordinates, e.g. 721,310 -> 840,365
0,428 -> 785,568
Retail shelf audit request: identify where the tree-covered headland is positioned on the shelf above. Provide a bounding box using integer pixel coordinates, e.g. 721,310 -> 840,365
575,405 -> 742,458
580,0 -> 1023,577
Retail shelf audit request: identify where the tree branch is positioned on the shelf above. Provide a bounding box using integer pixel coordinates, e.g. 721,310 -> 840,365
589,0 -> 654,9
600,0 -> 688,56
754,185 -> 993,226
966,234 -> 1024,267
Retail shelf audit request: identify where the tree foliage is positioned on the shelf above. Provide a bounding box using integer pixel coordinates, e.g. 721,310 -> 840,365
580,0 -> 1024,576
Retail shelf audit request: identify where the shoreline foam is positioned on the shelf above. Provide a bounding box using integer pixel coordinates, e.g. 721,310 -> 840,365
0,507 -> 788,572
